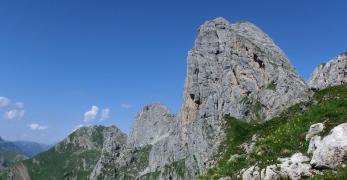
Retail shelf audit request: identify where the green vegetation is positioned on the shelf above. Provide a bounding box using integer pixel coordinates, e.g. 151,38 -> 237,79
240,96 -> 264,121
19,127 -> 106,180
163,159 -> 186,178
139,170 -> 161,180
23,149 -> 100,180
266,81 -> 276,91
201,85 -> 347,179
0,149 -> 27,169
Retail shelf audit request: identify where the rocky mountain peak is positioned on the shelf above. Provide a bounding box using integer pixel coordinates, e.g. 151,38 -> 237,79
55,125 -> 125,152
128,103 -> 176,148
308,52 -> 347,90
198,17 -> 230,32
179,17 -> 309,174
181,17 -> 308,125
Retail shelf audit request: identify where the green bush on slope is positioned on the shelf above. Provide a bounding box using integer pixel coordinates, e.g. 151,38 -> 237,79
201,85 -> 347,179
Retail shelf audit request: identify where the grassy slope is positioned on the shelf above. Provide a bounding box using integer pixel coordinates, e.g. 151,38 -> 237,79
201,85 -> 347,179
23,149 -> 100,180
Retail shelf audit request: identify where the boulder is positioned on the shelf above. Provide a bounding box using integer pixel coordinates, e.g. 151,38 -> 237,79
311,123 -> 347,169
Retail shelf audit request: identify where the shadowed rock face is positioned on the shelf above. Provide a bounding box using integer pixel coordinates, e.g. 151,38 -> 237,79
308,53 -> 347,90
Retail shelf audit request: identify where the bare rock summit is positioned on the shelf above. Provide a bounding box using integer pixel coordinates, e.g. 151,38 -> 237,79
308,52 -> 347,90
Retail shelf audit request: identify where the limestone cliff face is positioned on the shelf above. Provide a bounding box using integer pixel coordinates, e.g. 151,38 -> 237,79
308,53 -> 347,90
89,126 -> 127,180
128,103 -> 176,148
178,17 -> 309,173
180,17 -> 308,125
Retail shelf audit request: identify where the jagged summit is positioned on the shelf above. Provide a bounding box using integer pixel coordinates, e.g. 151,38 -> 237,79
196,17 -> 292,69
127,103 -> 176,148
198,17 -> 230,31
308,52 -> 347,90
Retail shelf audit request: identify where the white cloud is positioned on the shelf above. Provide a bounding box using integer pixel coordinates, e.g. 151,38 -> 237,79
28,123 -> 48,131
0,97 -> 10,108
84,105 -> 99,122
100,108 -> 110,121
3,109 -> 25,120
15,102 -> 24,109
121,103 -> 132,109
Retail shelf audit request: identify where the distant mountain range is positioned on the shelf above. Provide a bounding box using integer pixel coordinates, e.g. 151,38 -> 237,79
0,137 -> 50,171
0,137 -> 50,158
11,141 -> 51,158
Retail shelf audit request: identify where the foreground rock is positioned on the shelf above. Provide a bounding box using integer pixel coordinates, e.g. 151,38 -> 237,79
310,123 -> 347,169
237,122 -> 347,180
240,153 -> 316,180
308,52 -> 347,90
306,123 -> 325,154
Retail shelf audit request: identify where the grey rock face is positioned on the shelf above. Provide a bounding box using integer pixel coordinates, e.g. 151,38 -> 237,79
305,123 -> 324,140
260,165 -> 280,180
305,123 -> 325,155
128,103 -> 176,148
241,153 -> 316,180
181,17 -> 308,125
310,123 -> 347,169
307,135 -> 322,155
179,17 -> 309,174
277,153 -> 313,180
241,166 -> 261,180
308,53 -> 347,90
89,126 -> 127,180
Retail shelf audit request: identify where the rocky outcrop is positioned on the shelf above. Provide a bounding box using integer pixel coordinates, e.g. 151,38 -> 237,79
236,122 -> 347,180
89,126 -> 127,180
240,153 -> 316,180
7,163 -> 31,180
305,123 -> 325,140
306,123 -> 325,154
277,153 -> 314,179
55,126 -> 107,151
308,52 -> 347,90
310,123 -> 347,169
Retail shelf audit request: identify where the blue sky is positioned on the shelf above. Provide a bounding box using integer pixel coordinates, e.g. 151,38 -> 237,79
0,0 -> 346,144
